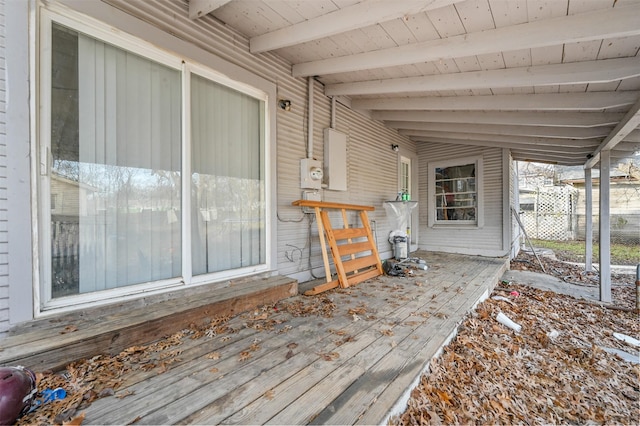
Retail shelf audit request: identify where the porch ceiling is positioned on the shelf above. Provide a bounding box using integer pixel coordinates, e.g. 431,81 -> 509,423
189,0 -> 640,167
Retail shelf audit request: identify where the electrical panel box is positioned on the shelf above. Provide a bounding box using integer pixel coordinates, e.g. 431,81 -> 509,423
324,128 -> 347,191
300,158 -> 323,190
301,190 -> 322,213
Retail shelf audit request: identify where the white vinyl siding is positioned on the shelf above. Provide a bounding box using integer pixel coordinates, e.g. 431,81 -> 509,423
275,86 -> 414,278
0,0 -> 7,333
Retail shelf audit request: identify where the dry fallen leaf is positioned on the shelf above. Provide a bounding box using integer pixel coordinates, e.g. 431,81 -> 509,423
249,312 -> 269,321
348,306 -> 367,315
392,281 -> 639,426
116,390 -> 135,399
318,352 -> 340,361
63,412 -> 85,426
206,352 -> 221,360
60,325 -> 78,334
264,389 -> 275,400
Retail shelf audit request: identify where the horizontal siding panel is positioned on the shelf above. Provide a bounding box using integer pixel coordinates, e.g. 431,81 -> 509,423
0,0 -> 7,334
0,307 -> 9,322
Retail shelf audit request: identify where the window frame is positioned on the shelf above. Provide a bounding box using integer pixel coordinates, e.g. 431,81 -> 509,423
400,155 -> 411,196
428,156 -> 484,228
185,62 -> 269,285
36,5 -> 274,313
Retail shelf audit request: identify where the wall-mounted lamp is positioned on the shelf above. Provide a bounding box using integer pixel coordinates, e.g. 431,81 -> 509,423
391,144 -> 399,152
279,99 -> 292,111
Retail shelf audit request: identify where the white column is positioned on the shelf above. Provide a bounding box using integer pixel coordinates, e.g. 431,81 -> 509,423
584,167 -> 593,272
599,151 -> 611,303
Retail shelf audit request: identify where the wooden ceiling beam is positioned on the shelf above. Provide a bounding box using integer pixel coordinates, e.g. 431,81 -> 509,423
384,121 -> 612,139
351,92 -> 640,111
294,4 -> 640,77
250,0 -> 463,54
326,57 -> 640,96
189,0 -> 233,20
372,111 -> 624,127
399,130 -> 601,148
622,129 -> 640,143
585,98 -> 640,168
509,153 -> 586,166
413,138 -> 592,165
410,137 -> 596,153
611,142 -> 640,156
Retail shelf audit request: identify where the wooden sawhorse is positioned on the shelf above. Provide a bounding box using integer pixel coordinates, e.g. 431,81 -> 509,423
292,200 -> 383,295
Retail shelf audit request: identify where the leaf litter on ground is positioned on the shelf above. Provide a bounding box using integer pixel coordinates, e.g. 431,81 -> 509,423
391,281 -> 639,425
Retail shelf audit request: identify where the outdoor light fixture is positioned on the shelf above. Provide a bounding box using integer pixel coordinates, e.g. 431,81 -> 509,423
279,99 -> 292,111
391,144 -> 399,152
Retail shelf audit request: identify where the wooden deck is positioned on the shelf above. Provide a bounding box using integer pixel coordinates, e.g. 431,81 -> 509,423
4,251 -> 507,425
0,275 -> 298,371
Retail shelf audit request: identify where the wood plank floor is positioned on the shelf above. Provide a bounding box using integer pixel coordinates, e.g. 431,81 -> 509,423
0,275 -> 297,371
77,251 -> 507,425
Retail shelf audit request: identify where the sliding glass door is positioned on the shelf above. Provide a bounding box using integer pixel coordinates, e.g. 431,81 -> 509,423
190,74 -> 265,275
49,23 -> 182,298
41,11 -> 269,309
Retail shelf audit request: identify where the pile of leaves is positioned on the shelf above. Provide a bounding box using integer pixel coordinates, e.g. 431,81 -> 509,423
16,317 -> 232,426
391,284 -> 639,425
511,251 -> 636,310
15,296 -> 338,426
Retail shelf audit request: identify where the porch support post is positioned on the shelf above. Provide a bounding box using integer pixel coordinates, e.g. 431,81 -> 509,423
598,150 -> 611,303
584,167 -> 593,272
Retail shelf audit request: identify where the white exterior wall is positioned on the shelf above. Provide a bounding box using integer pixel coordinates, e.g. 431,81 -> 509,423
276,93 -> 414,280
92,0 -> 414,281
1,0 -> 419,328
2,0 -> 519,328
0,0 -> 7,333
5,0 -> 34,331
418,142 -> 508,257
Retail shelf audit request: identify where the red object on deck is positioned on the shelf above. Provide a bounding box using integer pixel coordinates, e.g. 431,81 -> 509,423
0,366 -> 36,425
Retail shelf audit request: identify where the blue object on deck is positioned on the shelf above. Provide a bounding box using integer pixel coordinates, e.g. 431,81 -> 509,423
42,387 -> 66,403
28,387 -> 67,413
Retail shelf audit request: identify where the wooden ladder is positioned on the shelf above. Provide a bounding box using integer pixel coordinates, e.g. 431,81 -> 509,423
291,200 -> 383,295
